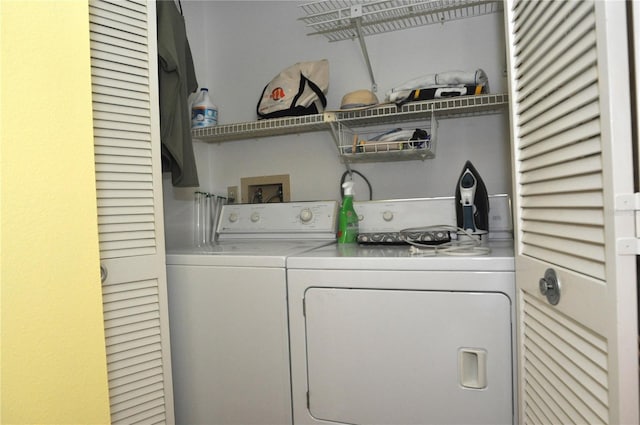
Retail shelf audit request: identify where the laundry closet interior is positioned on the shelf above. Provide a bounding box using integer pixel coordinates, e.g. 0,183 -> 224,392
163,1 -> 513,424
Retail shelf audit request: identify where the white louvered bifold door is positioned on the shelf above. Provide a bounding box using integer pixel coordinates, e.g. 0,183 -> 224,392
505,1 -> 638,424
89,1 -> 175,423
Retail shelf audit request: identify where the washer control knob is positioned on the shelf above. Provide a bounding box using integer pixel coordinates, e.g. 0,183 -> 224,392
228,212 -> 239,223
300,208 -> 313,223
382,211 -> 394,222
250,212 -> 260,223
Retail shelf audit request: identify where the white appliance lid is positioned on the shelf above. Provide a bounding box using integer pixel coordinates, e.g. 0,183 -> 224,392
286,240 -> 514,271
166,239 -> 335,267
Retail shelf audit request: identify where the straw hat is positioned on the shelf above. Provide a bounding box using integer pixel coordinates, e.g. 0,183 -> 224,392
340,89 -> 379,109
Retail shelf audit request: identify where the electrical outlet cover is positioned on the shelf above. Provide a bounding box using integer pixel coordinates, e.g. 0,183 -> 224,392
227,186 -> 238,204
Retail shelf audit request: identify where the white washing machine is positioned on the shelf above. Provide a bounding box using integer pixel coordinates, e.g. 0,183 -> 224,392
166,201 -> 338,425
286,195 -> 516,425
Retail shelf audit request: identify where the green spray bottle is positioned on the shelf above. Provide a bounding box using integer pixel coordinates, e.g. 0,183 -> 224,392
338,181 -> 359,243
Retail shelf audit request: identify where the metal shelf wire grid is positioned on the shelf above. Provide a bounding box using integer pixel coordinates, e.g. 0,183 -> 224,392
191,113 -> 327,142
334,93 -> 508,125
191,93 -> 507,143
298,0 -> 503,41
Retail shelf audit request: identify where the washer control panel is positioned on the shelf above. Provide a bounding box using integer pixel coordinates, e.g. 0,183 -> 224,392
217,201 -> 338,239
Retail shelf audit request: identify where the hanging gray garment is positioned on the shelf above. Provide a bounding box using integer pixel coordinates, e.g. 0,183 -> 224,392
157,0 -> 199,187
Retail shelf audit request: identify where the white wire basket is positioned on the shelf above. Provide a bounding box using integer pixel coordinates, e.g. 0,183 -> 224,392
335,111 -> 437,163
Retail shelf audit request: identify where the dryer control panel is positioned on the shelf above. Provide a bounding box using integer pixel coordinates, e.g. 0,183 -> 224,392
354,194 -> 513,242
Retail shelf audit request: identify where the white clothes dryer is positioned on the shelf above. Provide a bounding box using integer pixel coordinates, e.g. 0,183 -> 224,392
166,201 -> 337,425
286,196 -> 516,425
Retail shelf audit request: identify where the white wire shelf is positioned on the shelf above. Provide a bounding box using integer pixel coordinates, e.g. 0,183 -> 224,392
332,92 -> 508,125
191,113 -> 327,143
191,93 -> 508,143
298,0 -> 503,42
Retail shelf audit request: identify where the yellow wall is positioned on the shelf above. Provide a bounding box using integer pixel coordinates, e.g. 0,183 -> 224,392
1,1 -> 111,423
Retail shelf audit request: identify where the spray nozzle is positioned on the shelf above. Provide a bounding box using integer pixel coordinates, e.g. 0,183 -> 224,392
342,181 -> 354,197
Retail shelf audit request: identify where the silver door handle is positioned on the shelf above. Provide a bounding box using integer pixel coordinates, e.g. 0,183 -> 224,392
100,264 -> 108,284
539,268 -> 561,305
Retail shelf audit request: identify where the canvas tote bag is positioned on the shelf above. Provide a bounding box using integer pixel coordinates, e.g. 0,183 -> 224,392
257,59 -> 329,119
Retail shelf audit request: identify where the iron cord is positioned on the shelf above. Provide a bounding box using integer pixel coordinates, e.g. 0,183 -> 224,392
401,225 -> 492,256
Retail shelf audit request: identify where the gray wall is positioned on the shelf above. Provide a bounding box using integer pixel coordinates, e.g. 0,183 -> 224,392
163,1 -> 511,247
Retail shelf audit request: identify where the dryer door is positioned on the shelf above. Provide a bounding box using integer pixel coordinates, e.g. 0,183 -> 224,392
304,288 -> 512,425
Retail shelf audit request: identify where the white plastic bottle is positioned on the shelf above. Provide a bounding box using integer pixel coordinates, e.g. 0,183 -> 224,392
191,88 -> 218,128
189,89 -> 204,113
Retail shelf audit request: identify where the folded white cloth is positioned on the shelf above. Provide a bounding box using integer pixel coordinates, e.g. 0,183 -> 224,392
386,69 -> 488,102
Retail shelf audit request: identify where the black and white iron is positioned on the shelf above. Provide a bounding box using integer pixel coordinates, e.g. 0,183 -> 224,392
455,160 -> 489,237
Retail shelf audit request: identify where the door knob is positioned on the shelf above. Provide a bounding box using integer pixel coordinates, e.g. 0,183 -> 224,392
100,264 -> 108,284
539,268 -> 560,305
